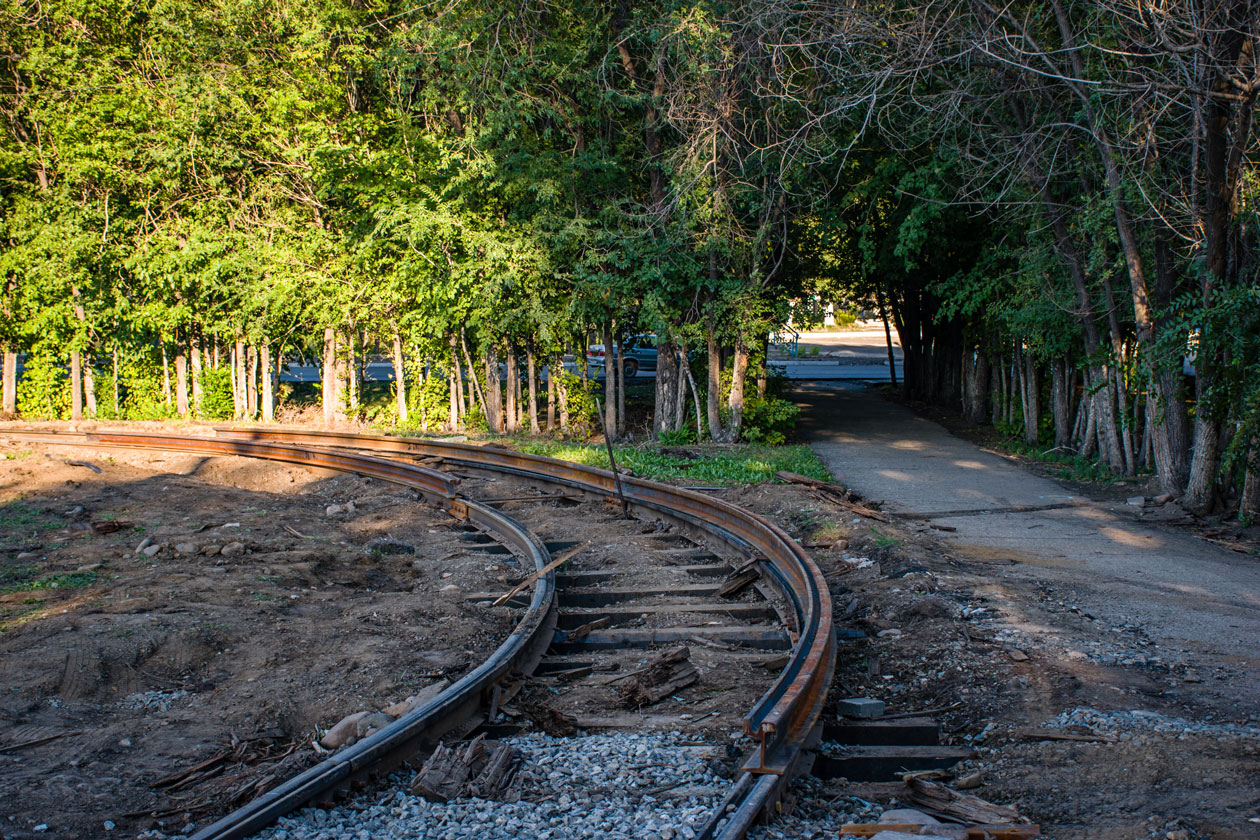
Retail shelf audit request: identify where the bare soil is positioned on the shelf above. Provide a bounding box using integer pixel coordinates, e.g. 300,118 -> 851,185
732,483 -> 1260,840
3,427 -> 1257,840
0,442 -> 515,839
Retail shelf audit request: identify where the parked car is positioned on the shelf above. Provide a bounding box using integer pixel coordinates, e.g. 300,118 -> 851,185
587,334 -> 658,377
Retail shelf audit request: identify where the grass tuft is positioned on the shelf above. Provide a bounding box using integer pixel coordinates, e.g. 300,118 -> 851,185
511,441 -> 831,486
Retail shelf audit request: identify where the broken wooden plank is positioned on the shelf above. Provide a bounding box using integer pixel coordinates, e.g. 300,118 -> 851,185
1016,729 -> 1116,744
492,541 -> 590,606
619,646 -> 699,707
904,774 -> 1030,824
717,561 -> 760,599
838,825 -> 1039,839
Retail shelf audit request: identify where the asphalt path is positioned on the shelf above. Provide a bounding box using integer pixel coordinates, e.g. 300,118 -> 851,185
795,379 -> 1260,714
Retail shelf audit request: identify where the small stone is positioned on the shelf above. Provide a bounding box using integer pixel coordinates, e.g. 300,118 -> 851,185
355,712 -> 396,739
325,504 -> 344,516
33,825 -> 48,833
1152,493 -> 1175,505
440,584 -> 460,592
1126,496 -> 1146,506
876,628 -> 902,638
837,697 -> 885,718
16,552 -> 37,561
832,538 -> 849,551
220,542 -> 245,557
175,543 -> 198,555
201,544 -> 221,555
142,544 -> 162,558
382,680 -> 451,718
879,809 -> 942,825
955,771 -> 984,789
320,711 -> 370,749
135,537 -> 153,554
76,563 -> 102,572
103,821 -> 116,831
1007,648 -> 1030,662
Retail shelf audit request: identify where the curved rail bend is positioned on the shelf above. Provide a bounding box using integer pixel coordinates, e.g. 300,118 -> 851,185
214,427 -> 837,838
0,431 -> 558,840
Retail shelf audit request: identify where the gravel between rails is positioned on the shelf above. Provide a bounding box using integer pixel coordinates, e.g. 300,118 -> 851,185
136,731 -> 883,840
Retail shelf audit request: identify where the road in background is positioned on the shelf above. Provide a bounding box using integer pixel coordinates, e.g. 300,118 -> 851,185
276,326 -> 903,383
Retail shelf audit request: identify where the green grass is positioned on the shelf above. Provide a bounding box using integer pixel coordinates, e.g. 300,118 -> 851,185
512,441 -> 831,485
3,450 -> 33,460
0,503 -> 61,531
0,570 -> 98,594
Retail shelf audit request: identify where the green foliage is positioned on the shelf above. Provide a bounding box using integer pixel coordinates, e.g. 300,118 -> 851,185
741,394 -> 800,445
514,441 -> 831,486
1,569 -> 98,594
16,351 -> 69,419
561,373 -> 599,439
199,367 -> 235,420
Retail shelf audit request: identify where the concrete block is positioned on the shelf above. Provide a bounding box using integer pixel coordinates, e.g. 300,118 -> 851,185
837,697 -> 885,718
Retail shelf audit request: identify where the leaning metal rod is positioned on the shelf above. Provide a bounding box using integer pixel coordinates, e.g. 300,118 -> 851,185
594,397 -> 629,517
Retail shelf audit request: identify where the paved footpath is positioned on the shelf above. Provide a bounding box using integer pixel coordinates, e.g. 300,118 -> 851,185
795,381 -> 1260,714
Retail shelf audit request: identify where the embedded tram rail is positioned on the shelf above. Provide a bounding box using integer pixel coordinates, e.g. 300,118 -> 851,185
0,428 -> 835,840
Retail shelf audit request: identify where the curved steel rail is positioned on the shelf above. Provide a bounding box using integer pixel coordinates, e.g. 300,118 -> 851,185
0,431 -> 558,840
213,428 -> 837,838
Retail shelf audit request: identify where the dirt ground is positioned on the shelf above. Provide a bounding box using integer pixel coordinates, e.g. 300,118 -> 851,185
0,440 -> 518,839
2,425 -> 1258,840
731,483 -> 1260,840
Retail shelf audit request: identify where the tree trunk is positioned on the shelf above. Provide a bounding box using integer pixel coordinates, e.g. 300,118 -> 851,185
615,333 -> 625,437
345,329 -> 358,417
1092,369 -> 1125,471
71,348 -> 83,420
505,344 -> 518,434
246,344 -> 258,419
756,334 -> 770,398
526,342 -> 539,434
322,328 -> 338,425
1241,453 -> 1260,523
1020,350 -> 1039,444
2,350 -> 16,415
484,345 -> 502,433
546,353 -> 557,432
83,356 -> 96,417
261,342 -> 274,422
726,337 -> 750,442
451,336 -> 467,420
706,327 -> 725,442
393,332 -> 408,424
675,345 -> 689,433
557,357 -> 570,432
112,345 -> 120,417
448,362 -> 459,431
654,338 -> 680,438
602,324 -> 616,440
991,357 -> 1004,427
234,337 -> 247,419
191,339 -> 203,415
175,341 -> 190,418
1184,392 -> 1223,514
1050,357 -> 1072,450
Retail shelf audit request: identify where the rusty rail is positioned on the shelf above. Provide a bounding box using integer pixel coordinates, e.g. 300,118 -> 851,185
213,427 -> 837,837
3,427 -> 835,839
0,431 -> 557,840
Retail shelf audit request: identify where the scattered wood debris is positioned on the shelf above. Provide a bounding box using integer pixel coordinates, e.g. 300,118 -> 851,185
565,616 -> 610,642
520,697 -> 578,736
904,773 -> 1030,824
717,560 -> 760,599
619,646 -> 698,707
775,471 -> 889,522
492,541 -> 590,606
410,735 -> 517,803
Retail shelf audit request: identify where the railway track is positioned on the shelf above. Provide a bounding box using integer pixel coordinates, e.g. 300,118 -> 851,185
1,428 -> 834,840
